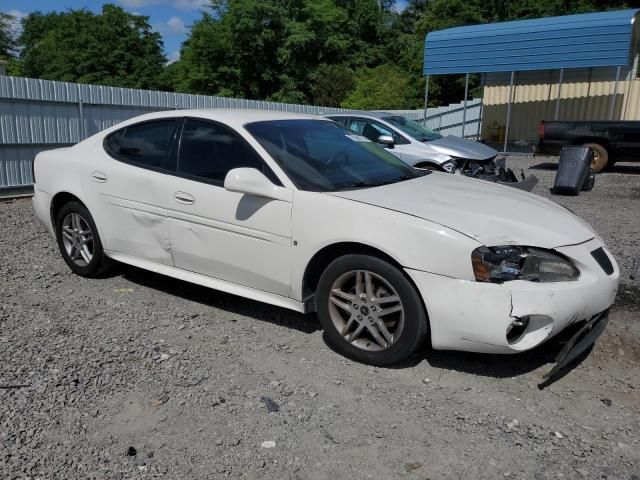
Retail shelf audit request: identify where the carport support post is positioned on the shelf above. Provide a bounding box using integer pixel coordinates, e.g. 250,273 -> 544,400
461,73 -> 470,138
503,71 -> 515,153
423,75 -> 430,126
609,66 -> 621,120
554,68 -> 564,120
477,73 -> 485,139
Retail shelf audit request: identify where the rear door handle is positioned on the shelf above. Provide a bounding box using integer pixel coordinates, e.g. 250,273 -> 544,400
174,191 -> 195,205
91,171 -> 107,183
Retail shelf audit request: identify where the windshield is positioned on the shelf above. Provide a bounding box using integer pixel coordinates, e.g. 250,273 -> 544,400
382,116 -> 442,142
245,119 -> 424,192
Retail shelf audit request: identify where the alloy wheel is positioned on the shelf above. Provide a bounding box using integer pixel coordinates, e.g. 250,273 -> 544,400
328,270 -> 405,351
61,212 -> 94,267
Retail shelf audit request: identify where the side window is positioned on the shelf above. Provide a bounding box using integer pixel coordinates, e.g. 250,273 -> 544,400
348,118 -> 392,142
348,118 -> 409,145
106,120 -> 177,172
390,128 -> 411,145
178,119 -> 280,185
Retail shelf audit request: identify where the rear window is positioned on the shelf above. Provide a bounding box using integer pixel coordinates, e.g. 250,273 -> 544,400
105,120 -> 177,172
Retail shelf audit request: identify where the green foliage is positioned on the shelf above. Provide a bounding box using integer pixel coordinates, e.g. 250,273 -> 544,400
16,4 -> 166,89
341,64 -> 414,110
5,0 -> 639,108
311,64 -> 354,107
0,12 -> 17,60
172,0 -> 395,103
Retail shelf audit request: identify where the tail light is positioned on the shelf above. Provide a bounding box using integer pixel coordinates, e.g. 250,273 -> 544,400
538,122 -> 545,139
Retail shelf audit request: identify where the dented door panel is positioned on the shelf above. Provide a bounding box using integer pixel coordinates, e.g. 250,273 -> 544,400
84,150 -> 173,266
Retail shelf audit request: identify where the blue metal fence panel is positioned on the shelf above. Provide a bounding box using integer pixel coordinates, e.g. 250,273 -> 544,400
0,75 -> 478,189
424,9 -> 640,75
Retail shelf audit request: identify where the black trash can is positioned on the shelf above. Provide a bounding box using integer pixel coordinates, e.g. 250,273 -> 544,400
553,146 -> 593,195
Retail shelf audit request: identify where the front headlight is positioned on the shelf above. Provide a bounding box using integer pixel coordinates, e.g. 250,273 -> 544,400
471,246 -> 580,283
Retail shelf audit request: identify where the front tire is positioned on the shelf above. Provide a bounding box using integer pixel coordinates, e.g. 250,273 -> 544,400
55,201 -> 108,277
316,254 -> 429,366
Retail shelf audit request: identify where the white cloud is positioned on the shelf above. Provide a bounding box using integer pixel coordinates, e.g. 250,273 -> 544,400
167,16 -> 187,33
152,16 -> 188,36
118,0 -> 208,9
118,0 -> 163,7
6,9 -> 27,38
166,50 -> 181,64
171,0 -> 209,10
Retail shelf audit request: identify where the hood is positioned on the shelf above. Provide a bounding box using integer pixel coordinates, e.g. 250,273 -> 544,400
328,173 -> 595,248
427,136 -> 498,161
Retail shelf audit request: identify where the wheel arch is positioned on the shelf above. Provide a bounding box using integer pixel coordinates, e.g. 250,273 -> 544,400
50,191 -> 87,228
301,241 -> 428,321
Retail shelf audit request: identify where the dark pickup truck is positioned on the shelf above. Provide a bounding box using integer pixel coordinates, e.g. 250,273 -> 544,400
537,120 -> 640,172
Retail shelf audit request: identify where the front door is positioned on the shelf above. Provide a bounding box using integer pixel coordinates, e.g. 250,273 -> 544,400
166,118 -> 293,296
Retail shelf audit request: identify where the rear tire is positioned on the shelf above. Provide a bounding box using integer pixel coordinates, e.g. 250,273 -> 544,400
316,254 -> 429,366
55,201 -> 108,277
583,143 -> 608,173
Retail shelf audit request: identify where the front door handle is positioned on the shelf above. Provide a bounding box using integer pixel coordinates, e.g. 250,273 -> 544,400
91,171 -> 107,183
174,191 -> 195,205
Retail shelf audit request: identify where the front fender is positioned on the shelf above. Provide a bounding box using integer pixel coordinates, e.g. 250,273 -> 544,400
290,191 -> 481,301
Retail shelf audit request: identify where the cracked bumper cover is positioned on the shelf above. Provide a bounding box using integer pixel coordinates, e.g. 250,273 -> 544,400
405,238 -> 619,354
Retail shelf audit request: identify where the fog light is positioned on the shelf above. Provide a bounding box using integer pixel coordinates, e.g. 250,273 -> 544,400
507,317 -> 529,344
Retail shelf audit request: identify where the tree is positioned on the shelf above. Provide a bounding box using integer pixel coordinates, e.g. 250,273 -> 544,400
341,64 -> 414,110
17,4 -> 166,89
311,64 -> 354,107
0,12 -> 17,60
172,0 -> 397,103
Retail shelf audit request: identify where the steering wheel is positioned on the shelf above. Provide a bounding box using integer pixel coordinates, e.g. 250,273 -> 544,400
326,151 -> 348,167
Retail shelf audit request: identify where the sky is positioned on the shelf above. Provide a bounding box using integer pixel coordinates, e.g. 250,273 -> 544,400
2,0 -> 409,63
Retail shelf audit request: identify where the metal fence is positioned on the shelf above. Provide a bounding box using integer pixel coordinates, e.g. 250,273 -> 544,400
0,75 -> 481,189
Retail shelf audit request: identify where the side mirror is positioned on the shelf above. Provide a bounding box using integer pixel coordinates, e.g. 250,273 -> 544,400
224,168 -> 292,202
377,135 -> 395,149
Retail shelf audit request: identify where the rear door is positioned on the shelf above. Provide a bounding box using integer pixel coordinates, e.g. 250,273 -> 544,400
87,119 -> 179,265
166,118 -> 293,296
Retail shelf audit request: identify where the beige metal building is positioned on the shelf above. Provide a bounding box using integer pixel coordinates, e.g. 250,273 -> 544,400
482,61 -> 640,146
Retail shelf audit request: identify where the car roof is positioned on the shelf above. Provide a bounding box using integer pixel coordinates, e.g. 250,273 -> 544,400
111,109 -> 330,130
324,111 -> 396,119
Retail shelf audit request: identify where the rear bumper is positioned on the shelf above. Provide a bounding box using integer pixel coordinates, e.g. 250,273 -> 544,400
406,238 -> 619,354
32,189 -> 54,236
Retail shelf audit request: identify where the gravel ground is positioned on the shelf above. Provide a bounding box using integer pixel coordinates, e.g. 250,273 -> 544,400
1,156 -> 639,480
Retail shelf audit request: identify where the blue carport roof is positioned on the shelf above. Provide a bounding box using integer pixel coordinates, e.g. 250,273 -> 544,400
423,9 -> 640,75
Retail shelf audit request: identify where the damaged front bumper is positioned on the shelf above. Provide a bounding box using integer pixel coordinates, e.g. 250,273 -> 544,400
542,309 -> 609,380
454,157 -> 539,192
405,238 -> 619,354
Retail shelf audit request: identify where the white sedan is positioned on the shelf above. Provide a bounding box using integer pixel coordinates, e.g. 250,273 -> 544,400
32,110 -> 619,366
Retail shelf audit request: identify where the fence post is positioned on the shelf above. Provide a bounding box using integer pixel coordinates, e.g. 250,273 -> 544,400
77,84 -> 86,140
